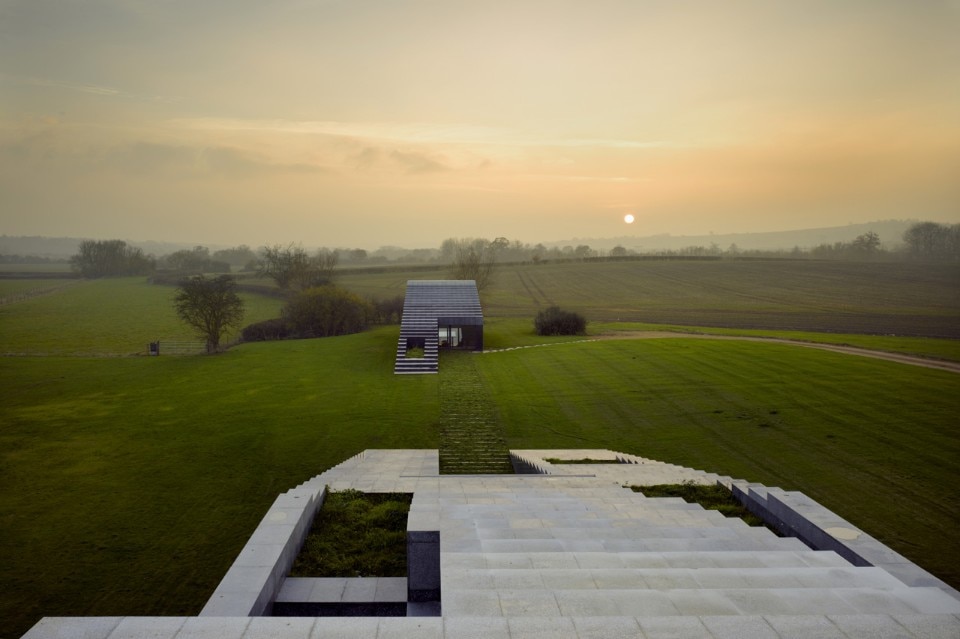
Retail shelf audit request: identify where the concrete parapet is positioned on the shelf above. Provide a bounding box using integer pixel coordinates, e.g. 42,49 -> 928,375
199,485 -> 326,616
728,481 -> 960,601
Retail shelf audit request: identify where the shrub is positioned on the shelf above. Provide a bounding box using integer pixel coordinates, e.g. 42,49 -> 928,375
240,318 -> 291,342
534,306 -> 587,336
370,295 -> 405,324
282,285 -> 373,338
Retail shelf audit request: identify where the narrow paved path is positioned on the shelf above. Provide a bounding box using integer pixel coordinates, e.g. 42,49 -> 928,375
484,332 -> 960,374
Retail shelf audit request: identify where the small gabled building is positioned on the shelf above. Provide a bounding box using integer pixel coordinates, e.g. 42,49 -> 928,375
394,280 -> 483,374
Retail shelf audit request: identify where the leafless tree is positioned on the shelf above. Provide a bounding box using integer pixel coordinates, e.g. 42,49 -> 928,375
448,238 -> 495,293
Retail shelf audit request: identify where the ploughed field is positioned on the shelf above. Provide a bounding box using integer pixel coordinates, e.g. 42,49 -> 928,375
341,259 -> 960,338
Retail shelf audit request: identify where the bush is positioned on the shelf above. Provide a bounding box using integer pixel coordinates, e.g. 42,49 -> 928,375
534,306 -> 587,336
240,318 -> 291,342
370,295 -> 405,324
282,285 -> 373,338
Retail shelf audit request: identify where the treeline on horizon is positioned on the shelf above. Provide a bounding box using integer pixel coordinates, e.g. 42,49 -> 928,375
2,220 -> 957,272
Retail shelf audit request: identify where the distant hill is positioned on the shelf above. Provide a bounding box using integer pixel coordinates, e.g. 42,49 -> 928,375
0,236 -> 202,259
0,220 -> 922,259
548,220 -> 918,253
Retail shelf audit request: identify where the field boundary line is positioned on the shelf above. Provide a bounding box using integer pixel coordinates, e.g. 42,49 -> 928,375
0,279 -> 84,306
483,332 -> 960,374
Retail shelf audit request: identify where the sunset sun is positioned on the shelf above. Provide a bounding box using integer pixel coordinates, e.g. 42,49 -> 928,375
624,214 -> 635,224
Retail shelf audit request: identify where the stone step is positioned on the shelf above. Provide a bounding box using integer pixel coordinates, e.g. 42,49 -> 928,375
440,585 -> 960,617
441,549 -> 854,570
445,525 -> 781,542
440,535 -> 811,554
26,614 -> 960,637
442,566 -> 907,591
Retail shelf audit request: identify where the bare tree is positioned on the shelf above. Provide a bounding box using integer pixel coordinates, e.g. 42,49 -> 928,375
448,238 -> 495,293
851,231 -> 881,254
70,240 -> 154,277
258,244 -> 311,289
173,275 -> 245,353
258,244 -> 338,290
313,248 -> 339,286
903,222 -> 959,261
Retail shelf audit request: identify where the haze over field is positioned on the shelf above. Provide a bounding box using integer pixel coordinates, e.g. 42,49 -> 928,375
2,0 -> 959,248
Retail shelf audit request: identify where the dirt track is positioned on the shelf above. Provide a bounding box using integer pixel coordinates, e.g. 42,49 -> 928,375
595,331 -> 960,374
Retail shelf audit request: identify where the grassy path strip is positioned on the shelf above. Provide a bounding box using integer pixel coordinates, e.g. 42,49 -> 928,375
438,351 -> 513,474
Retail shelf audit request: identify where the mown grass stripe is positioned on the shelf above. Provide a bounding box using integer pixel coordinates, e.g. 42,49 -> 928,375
438,351 -> 512,474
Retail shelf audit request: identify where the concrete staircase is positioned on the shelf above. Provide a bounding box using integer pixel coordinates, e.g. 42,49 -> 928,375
23,449 -> 960,638
429,480 -> 960,623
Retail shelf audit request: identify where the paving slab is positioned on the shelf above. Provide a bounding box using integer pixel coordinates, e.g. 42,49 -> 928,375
700,615 -> 779,639
174,617 -> 252,639
243,617 -> 315,639
571,616 -> 643,639
762,614 -> 848,639
827,614 -> 916,638
636,615 -> 710,638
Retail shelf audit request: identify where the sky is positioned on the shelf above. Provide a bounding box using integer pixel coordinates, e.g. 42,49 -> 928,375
1,0 -> 959,250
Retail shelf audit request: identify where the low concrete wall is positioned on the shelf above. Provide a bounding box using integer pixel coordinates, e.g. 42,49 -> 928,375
729,482 -> 960,601
200,485 -> 326,616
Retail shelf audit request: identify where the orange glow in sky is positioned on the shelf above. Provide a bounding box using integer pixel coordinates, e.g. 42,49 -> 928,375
1,1 -> 958,248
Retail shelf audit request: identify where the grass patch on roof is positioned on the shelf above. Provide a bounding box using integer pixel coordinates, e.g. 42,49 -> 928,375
290,489 -> 413,578
632,482 -> 766,527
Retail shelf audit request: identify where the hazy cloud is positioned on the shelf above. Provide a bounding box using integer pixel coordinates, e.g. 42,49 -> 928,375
388,150 -> 449,175
2,73 -> 181,104
106,142 -> 195,174
1,127 -> 328,178
351,147 -> 381,170
168,118 -> 671,150
197,146 -> 323,177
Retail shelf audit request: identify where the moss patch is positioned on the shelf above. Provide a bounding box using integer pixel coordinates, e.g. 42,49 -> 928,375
631,482 -> 767,527
289,489 -> 413,578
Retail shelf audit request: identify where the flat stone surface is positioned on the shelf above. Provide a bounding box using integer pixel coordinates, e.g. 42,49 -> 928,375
440,617 -> 510,639
892,614 -> 960,639
171,617 -> 252,639
244,617 -> 315,639
637,615 -> 710,638
20,618 -> 110,639
828,614 -> 918,638
763,615 -> 848,639
701,615 -> 779,639
571,616 -> 642,639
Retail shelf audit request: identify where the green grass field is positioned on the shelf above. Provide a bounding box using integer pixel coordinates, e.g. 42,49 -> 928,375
0,279 -> 78,297
1,261 -> 959,638
0,278 -> 283,356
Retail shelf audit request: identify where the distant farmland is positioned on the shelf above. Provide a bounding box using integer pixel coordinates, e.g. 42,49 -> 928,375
340,258 -> 960,338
